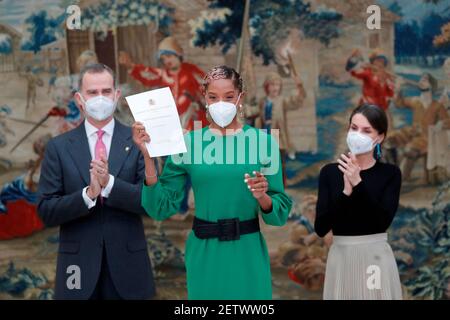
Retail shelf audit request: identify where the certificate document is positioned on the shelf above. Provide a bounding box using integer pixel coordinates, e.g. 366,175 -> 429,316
125,87 -> 187,157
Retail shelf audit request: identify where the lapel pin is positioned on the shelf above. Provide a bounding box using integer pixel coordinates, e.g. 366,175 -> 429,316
125,146 -> 130,152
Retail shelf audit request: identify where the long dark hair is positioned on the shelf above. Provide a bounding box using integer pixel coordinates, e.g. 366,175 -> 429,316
349,104 -> 388,160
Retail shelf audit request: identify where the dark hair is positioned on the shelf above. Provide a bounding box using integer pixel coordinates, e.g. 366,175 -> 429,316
349,104 -> 388,159
78,63 -> 116,90
369,55 -> 388,66
202,65 -> 244,93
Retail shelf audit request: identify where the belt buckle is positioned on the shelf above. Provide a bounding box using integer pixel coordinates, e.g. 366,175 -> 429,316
217,218 -> 240,241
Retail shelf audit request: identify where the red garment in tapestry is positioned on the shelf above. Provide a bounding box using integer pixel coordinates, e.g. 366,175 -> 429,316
130,62 -> 208,131
0,200 -> 44,240
350,68 -> 394,111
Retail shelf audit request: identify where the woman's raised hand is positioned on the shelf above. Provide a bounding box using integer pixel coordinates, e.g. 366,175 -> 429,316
132,122 -> 151,158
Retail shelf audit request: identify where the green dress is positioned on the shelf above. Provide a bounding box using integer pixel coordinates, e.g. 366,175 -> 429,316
141,124 -> 292,299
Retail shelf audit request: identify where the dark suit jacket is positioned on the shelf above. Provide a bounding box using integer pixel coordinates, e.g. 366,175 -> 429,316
37,119 -> 155,300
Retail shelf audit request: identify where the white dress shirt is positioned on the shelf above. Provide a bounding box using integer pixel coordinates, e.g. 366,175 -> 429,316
82,118 -> 115,209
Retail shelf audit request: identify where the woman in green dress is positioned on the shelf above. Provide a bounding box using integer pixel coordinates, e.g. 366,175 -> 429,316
132,65 -> 292,299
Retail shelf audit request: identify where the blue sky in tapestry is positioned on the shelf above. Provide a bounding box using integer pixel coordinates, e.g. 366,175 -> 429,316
0,0 -> 63,30
378,0 -> 450,21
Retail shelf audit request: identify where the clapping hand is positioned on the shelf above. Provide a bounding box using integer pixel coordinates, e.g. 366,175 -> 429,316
337,152 -> 362,195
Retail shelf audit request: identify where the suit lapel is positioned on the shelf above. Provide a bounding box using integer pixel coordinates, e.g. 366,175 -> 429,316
67,123 -> 91,185
109,121 -> 133,177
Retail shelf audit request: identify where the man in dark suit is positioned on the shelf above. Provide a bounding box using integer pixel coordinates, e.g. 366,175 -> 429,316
37,63 -> 155,300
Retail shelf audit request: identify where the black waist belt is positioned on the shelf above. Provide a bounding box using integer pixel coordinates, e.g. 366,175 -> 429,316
192,217 -> 260,241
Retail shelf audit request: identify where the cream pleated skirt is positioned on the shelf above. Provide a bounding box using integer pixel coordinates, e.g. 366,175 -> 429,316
323,233 -> 402,300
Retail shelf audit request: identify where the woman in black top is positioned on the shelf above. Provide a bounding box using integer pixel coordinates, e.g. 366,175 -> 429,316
315,104 -> 402,300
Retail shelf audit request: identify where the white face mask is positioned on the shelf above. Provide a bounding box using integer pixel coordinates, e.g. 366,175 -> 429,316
207,94 -> 241,128
346,131 -> 377,155
80,93 -> 117,121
